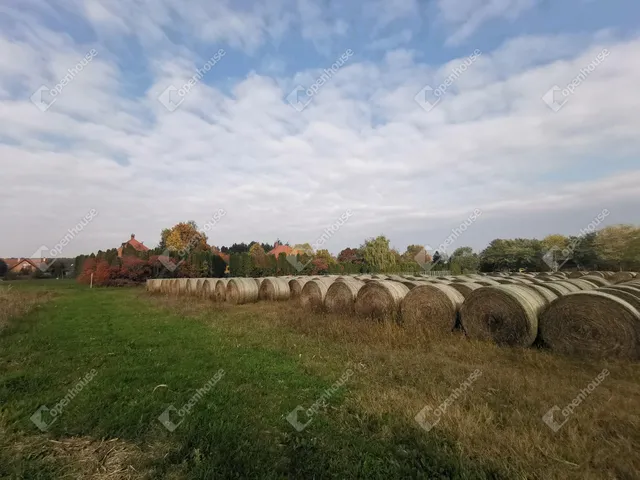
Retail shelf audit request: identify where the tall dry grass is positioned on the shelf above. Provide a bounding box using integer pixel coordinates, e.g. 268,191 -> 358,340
0,286 -> 51,333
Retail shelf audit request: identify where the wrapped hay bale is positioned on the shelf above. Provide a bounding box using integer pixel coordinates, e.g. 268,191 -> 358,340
449,282 -> 483,298
539,291 -> 640,360
259,277 -> 291,301
325,278 -> 365,314
214,279 -> 230,302
289,278 -> 312,299
201,279 -> 218,299
227,278 -> 259,304
400,284 -> 465,334
460,285 -> 555,347
300,278 -> 335,312
580,276 -> 611,287
610,272 -> 636,284
355,280 -> 410,321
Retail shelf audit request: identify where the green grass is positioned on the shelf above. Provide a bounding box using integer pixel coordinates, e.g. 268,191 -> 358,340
0,281 -> 503,479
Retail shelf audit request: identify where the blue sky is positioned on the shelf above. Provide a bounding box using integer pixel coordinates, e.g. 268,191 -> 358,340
1,0 -> 639,258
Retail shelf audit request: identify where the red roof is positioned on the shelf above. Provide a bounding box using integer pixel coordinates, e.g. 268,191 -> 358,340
118,234 -> 150,257
268,244 -> 293,256
125,234 -> 149,252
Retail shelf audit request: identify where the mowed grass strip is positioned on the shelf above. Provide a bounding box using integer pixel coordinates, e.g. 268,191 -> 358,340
0,282 -> 501,479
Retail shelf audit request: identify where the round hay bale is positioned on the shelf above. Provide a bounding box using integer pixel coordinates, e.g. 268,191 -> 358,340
172,278 -> 187,295
539,291 -> 640,360
185,278 -> 199,296
161,279 -> 173,294
289,278 -> 312,299
400,280 -> 430,290
607,285 -> 640,298
195,278 -> 206,295
610,272 -> 636,284
550,281 -> 583,293
588,271 -> 606,278
253,278 -> 264,288
214,279 -> 229,302
460,285 -> 552,347
354,280 -> 410,321
325,278 -> 365,314
201,279 -> 218,299
449,282 -> 483,299
259,277 -> 291,301
400,284 -> 465,334
146,279 -> 160,293
536,282 -> 573,297
568,271 -> 587,278
598,288 -> 640,311
227,278 -> 259,304
580,276 -> 611,287
300,278 -> 335,312
475,279 -> 501,286
563,279 -> 597,290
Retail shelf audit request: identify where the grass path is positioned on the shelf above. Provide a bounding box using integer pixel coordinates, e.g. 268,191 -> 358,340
0,282 -> 502,479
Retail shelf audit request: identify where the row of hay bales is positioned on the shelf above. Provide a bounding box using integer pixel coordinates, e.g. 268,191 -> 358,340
147,271 -> 640,360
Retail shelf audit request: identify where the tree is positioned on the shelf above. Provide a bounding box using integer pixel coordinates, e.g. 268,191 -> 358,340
594,225 -> 638,270
165,222 -> 209,253
402,245 -> 425,263
450,246 -> 479,273
337,248 -> 361,263
541,234 -> 569,250
315,249 -> 336,266
360,235 -> 396,272
0,258 -> 7,278
158,228 -> 171,250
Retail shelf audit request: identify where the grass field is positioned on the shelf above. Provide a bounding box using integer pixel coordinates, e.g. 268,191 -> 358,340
1,281 -> 638,479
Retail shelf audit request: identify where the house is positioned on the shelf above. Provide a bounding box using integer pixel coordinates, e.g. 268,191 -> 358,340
117,234 -> 150,257
3,257 -> 47,273
267,242 -> 306,257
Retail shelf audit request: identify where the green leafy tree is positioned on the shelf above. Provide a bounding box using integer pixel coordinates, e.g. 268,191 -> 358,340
360,235 -> 396,272
450,246 -> 479,273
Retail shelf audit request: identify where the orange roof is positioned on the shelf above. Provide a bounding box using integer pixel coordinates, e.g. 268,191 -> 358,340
268,244 -> 293,256
118,234 -> 150,257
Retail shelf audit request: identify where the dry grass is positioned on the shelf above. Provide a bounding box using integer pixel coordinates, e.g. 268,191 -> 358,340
0,414 -> 171,480
150,293 -> 640,479
0,285 -> 52,333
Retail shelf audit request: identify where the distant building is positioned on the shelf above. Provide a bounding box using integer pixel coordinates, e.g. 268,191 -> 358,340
267,241 -> 305,257
117,234 -> 150,257
2,257 -> 47,273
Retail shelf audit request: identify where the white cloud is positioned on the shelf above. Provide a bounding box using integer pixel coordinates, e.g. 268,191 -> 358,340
437,0 -> 540,45
0,6 -> 638,257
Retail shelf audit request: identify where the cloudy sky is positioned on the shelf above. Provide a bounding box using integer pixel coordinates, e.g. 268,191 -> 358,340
1,0 -> 639,258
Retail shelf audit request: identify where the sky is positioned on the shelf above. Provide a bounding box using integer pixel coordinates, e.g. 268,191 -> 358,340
1,0 -> 639,259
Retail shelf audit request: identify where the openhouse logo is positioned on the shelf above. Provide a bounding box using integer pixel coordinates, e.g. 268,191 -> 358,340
287,210 -> 353,272
542,48 -> 610,112
30,49 -> 98,112
30,369 -> 98,431
414,49 -> 482,113
287,49 -> 354,112
31,208 -> 99,273
158,49 -> 226,112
